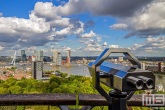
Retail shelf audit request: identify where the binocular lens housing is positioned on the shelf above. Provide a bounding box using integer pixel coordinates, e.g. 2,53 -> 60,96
127,76 -> 144,90
127,76 -> 154,90
138,76 -> 154,89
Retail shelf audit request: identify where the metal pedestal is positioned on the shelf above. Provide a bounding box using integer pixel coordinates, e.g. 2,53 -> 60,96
109,90 -> 128,110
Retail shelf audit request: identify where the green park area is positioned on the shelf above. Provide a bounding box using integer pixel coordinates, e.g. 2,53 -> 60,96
0,72 -> 163,110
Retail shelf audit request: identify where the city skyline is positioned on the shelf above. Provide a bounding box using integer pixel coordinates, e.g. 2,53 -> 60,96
0,0 -> 165,56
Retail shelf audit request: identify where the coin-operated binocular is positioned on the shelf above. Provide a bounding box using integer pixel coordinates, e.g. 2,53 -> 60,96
88,48 -> 155,110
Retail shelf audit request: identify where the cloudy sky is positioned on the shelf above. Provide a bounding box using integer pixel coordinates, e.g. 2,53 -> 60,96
0,0 -> 165,56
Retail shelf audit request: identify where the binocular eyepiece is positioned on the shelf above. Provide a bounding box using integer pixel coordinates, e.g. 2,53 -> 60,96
137,76 -> 154,89
127,76 -> 144,90
127,76 -> 154,90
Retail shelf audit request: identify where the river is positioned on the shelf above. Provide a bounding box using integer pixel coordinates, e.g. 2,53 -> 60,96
43,64 -> 90,76
44,64 -> 165,87
17,63 -> 165,88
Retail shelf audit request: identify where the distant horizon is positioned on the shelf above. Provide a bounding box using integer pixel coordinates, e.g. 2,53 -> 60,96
1,55 -> 165,58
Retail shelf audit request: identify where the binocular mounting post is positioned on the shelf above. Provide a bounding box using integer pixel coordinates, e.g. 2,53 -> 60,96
108,89 -> 128,110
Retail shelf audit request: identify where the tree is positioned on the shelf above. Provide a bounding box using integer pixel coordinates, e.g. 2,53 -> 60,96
9,85 -> 23,94
4,77 -> 17,87
49,76 -> 61,85
49,82 -> 59,92
0,87 -> 10,94
61,73 -> 67,78
15,81 -> 27,88
52,88 -> 61,93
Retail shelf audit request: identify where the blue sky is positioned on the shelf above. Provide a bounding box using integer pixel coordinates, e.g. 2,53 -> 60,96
0,0 -> 165,56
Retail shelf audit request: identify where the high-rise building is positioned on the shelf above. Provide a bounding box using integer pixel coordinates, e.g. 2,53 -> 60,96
53,50 -> 58,63
158,62 -> 162,72
66,50 -> 71,64
56,52 -> 62,66
34,50 -> 43,61
141,62 -> 146,70
32,56 -> 36,61
118,56 -> 123,62
53,50 -> 62,66
21,50 -> 27,62
27,56 -> 32,62
32,61 -> 43,80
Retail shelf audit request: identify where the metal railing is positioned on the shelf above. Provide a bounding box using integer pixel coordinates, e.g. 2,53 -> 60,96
0,94 -> 164,110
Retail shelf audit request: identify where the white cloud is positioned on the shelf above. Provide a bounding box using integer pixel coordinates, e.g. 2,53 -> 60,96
80,34 -> 103,52
111,1 -> 165,37
84,46 -> 102,52
80,37 -> 101,46
1,0 -> 162,56
87,43 -> 100,47
103,42 -> 107,46
109,44 -> 119,48
0,2 -> 86,50
77,47 -> 83,50
64,47 -> 71,51
11,44 -> 21,50
26,46 -> 37,52
147,36 -> 164,43
74,21 -> 84,34
33,2 -> 60,20
0,16 -> 50,36
51,46 -> 76,55
97,36 -> 102,42
58,0 -> 151,17
53,20 -> 84,37
110,23 -> 128,30
131,1 -> 165,30
50,18 -> 70,27
131,44 -> 143,50
33,0 -> 151,19
55,27 -> 72,36
32,1 -> 164,39
130,36 -> 165,53
0,46 -> 4,50
18,38 -> 28,42
80,30 -> 96,38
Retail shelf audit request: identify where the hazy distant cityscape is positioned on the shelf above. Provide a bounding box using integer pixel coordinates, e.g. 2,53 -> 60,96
0,49 -> 164,81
